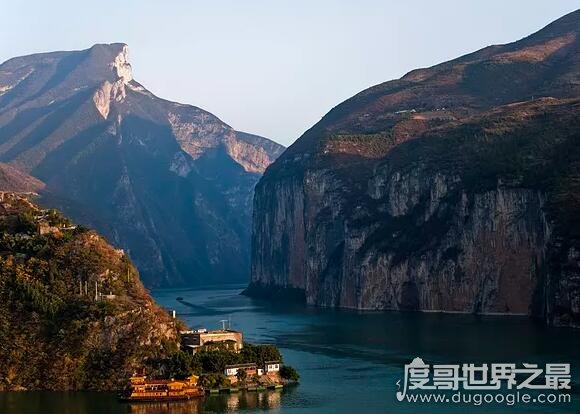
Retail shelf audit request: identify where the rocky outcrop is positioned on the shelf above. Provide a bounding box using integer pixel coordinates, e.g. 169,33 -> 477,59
0,43 -> 284,286
249,10 -> 580,327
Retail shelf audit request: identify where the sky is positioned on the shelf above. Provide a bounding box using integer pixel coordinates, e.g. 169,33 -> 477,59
0,1 -> 578,147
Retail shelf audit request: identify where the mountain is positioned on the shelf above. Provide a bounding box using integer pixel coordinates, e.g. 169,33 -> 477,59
0,43 -> 284,287
0,163 -> 44,192
248,10 -> 580,327
0,193 -> 180,390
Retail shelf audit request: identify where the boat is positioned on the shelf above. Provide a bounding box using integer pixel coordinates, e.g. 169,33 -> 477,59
119,373 -> 204,402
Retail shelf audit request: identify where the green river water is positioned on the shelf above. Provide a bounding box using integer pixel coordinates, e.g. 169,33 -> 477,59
2,285 -> 579,414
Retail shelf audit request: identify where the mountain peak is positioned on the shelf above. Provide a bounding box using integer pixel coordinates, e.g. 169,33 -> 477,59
87,43 -> 133,118
0,42 -> 284,288
87,43 -> 132,84
0,42 -> 135,115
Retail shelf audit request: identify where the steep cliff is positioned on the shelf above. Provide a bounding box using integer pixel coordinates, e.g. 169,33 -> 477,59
0,193 -> 180,390
0,43 -> 284,286
248,10 -> 580,327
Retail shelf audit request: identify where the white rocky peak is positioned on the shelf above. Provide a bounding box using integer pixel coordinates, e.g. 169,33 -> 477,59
93,45 -> 133,119
111,45 -> 132,84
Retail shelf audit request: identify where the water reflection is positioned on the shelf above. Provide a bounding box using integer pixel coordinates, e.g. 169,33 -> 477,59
128,398 -> 203,414
0,389 -> 288,414
126,391 -> 283,414
204,390 -> 283,412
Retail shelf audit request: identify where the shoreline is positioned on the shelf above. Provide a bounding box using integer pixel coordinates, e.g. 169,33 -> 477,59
242,282 -> 541,320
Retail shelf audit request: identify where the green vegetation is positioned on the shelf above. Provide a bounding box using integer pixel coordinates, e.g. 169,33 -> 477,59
44,208 -> 73,227
198,373 -> 230,389
240,343 -> 282,367
280,365 -> 300,381
0,194 -> 180,391
327,132 -> 397,157
236,368 -> 248,384
152,343 -> 284,379
0,194 -> 300,390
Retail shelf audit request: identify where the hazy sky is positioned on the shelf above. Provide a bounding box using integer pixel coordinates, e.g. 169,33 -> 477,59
1,1 -> 577,146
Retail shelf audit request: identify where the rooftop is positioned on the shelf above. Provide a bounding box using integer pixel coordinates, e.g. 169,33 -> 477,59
225,363 -> 257,369
180,328 -> 241,335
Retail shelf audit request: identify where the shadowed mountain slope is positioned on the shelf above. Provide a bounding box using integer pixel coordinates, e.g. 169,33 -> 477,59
0,43 -> 284,286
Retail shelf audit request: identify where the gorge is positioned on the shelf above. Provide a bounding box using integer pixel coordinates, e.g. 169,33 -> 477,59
248,10 -> 580,328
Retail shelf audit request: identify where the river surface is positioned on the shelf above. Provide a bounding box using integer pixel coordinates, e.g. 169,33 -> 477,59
2,285 -> 580,414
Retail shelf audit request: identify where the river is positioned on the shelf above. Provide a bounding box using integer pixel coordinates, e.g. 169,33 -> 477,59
2,285 -> 579,413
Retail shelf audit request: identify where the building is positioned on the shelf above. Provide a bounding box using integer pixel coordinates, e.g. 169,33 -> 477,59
180,328 -> 243,354
224,361 -> 281,381
224,363 -> 257,378
37,220 -> 61,236
37,220 -> 77,236
264,361 -> 280,374
100,292 -> 117,300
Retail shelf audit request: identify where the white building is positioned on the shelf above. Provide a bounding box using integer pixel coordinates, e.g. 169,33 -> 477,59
224,363 -> 257,377
264,361 -> 280,373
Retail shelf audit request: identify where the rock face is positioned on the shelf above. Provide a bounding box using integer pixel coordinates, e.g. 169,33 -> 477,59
0,43 -> 284,286
248,10 -> 580,327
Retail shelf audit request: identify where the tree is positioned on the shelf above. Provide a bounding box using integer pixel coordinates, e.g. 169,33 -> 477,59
167,351 -> 194,378
280,365 -> 299,382
197,374 -> 213,388
236,368 -> 247,384
193,349 -> 240,373
239,343 -> 282,365
198,373 -> 230,389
